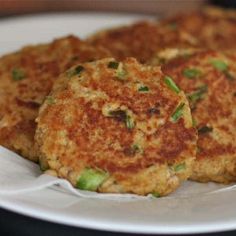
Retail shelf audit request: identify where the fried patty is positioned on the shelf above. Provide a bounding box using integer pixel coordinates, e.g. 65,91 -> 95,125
0,36 -> 111,161
159,50 -> 236,183
161,7 -> 236,51
87,21 -> 199,63
35,58 -> 197,196
88,7 -> 236,64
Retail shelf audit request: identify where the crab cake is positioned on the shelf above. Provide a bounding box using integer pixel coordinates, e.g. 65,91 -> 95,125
0,36 -> 111,161
161,7 -> 236,51
160,50 -> 236,183
87,21 -> 199,63
35,58 -> 196,196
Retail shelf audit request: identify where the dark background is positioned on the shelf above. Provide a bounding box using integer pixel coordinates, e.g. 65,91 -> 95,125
1,0 -> 236,235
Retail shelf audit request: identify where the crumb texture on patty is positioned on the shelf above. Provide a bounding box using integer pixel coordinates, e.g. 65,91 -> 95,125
0,35 -> 111,161
160,50 -> 236,183
36,57 -> 197,196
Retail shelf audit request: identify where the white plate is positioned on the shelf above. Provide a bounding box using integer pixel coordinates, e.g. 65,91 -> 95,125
0,13 -> 236,235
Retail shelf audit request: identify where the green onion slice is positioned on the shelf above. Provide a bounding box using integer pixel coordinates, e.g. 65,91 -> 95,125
174,163 -> 186,172
109,110 -> 135,129
152,192 -> 161,198
171,103 -> 185,122
183,68 -> 201,79
108,61 -> 119,69
164,76 -> 180,94
12,68 -> 26,81
76,168 -> 109,191
167,22 -> 178,30
45,96 -> 55,105
138,86 -> 149,92
187,85 -> 208,106
67,65 -> 84,78
210,59 -> 228,71
126,115 -> 135,129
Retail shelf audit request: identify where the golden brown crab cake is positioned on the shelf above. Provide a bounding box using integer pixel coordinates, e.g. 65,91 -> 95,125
0,35 -> 111,161
87,21 -> 199,63
35,58 -> 197,196
160,50 -> 236,183
161,7 -> 236,51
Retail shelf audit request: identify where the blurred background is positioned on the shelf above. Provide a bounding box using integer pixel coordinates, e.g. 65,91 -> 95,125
0,0 -> 235,17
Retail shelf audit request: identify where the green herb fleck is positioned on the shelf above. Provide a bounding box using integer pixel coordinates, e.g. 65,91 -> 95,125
75,65 -> 84,75
76,168 -> 109,191
132,144 -> 142,153
126,115 -> 135,129
39,157 -> 49,171
187,85 -> 208,108
164,76 -> 180,94
138,86 -> 149,92
167,22 -> 178,30
108,61 -> 119,69
183,68 -> 201,79
45,96 -> 55,105
12,68 -> 26,81
152,192 -> 161,198
210,60 -> 228,71
66,65 -> 84,78
171,103 -> 185,122
192,118 -> 197,127
198,126 -> 213,134
117,69 -> 127,79
124,144 -> 142,156
174,163 -> 186,172
109,110 -> 135,129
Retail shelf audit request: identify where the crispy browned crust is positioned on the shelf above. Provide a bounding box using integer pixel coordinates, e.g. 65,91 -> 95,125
0,35 -> 111,161
161,7 -> 236,51
87,21 -> 199,63
88,7 -> 236,64
162,50 -> 236,183
36,58 -> 197,196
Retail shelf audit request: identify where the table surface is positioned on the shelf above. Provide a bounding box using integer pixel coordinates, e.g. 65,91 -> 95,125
0,207 -> 236,236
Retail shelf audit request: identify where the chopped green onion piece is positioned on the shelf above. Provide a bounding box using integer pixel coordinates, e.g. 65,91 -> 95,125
109,110 -> 135,129
39,157 -> 49,171
168,22 -> 178,30
210,60 -> 228,71
152,192 -> 161,198
187,85 -> 208,106
45,96 -> 55,105
198,126 -> 213,134
75,65 -> 84,75
67,65 -> 84,78
76,168 -> 109,191
132,144 -> 142,153
12,68 -> 26,81
171,103 -> 185,122
126,115 -> 135,129
164,76 -> 180,94
117,69 -> 127,79
183,68 -> 201,79
124,144 -> 142,156
174,163 -> 186,172
108,61 -> 119,69
138,86 -> 149,92
109,110 -> 127,122
192,118 -> 197,127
